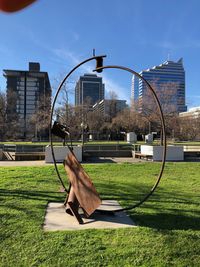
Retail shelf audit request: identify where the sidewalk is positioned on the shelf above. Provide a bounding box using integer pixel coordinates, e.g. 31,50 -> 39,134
0,157 -> 144,167
0,160 -> 46,167
83,157 -> 144,164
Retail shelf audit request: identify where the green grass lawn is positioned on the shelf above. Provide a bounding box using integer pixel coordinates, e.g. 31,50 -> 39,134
1,140 -> 200,146
173,141 -> 200,146
0,162 -> 200,266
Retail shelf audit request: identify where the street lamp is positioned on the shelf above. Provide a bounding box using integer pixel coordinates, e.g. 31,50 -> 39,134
80,122 -> 87,146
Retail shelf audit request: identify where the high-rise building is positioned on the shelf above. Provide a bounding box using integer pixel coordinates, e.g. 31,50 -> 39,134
75,73 -> 104,106
179,106 -> 200,119
131,75 -> 139,101
93,99 -> 127,120
3,62 -> 51,139
131,58 -> 187,113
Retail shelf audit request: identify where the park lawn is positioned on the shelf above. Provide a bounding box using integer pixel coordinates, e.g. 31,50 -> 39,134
0,162 -> 200,267
173,141 -> 200,146
0,140 -> 128,146
1,140 -> 200,146
0,141 -> 63,146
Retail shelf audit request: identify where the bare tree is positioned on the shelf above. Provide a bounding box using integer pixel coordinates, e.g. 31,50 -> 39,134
105,90 -> 119,122
178,116 -> 200,141
30,93 -> 51,140
137,81 -> 180,139
55,104 -> 80,140
0,90 -> 7,141
5,88 -> 20,140
87,109 -> 104,139
51,73 -> 77,138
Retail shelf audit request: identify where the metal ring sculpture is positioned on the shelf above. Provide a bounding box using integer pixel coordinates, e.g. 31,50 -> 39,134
49,55 -> 166,211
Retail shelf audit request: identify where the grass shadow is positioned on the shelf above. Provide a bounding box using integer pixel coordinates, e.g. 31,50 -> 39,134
132,212 -> 200,230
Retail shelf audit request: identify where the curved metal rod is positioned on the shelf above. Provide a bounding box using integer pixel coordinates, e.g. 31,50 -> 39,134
94,65 -> 166,212
49,55 -> 106,192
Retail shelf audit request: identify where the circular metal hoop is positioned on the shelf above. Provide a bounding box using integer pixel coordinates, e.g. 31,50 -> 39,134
50,57 -> 166,211
49,55 -> 106,191
94,65 -> 166,212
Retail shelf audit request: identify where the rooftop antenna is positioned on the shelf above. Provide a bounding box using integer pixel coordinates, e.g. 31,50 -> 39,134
93,48 -> 96,57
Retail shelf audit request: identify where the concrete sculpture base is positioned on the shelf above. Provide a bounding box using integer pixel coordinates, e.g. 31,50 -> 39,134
43,200 -> 136,231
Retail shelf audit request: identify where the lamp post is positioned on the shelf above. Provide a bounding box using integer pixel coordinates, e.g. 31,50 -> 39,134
80,122 -> 87,146
172,129 -> 175,142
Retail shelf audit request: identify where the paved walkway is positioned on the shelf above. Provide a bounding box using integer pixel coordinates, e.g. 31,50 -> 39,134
83,157 -> 145,164
0,157 -> 145,167
0,160 -> 46,167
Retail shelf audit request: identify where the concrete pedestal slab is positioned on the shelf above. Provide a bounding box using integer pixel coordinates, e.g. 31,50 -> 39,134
43,200 -> 136,231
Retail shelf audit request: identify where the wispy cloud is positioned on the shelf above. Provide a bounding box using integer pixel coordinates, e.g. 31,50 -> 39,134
186,95 -> 200,109
101,74 -> 129,101
153,40 -> 200,49
190,95 -> 200,98
51,48 -> 129,101
52,48 -> 80,66
24,27 -> 81,55
0,45 -> 11,55
138,39 -> 200,50
20,36 -> 130,102
71,31 -> 80,42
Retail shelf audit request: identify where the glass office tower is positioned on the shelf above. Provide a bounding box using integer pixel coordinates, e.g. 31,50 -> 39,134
75,74 -> 105,106
132,58 -> 187,113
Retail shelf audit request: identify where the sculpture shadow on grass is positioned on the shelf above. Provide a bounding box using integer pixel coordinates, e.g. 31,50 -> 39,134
1,180 -> 199,231
132,212 -> 200,231
96,181 -> 158,204
128,188 -> 200,231
0,188 -> 64,224
0,189 -> 64,202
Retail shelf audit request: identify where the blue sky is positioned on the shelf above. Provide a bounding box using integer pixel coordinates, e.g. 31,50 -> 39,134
0,0 -> 200,107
